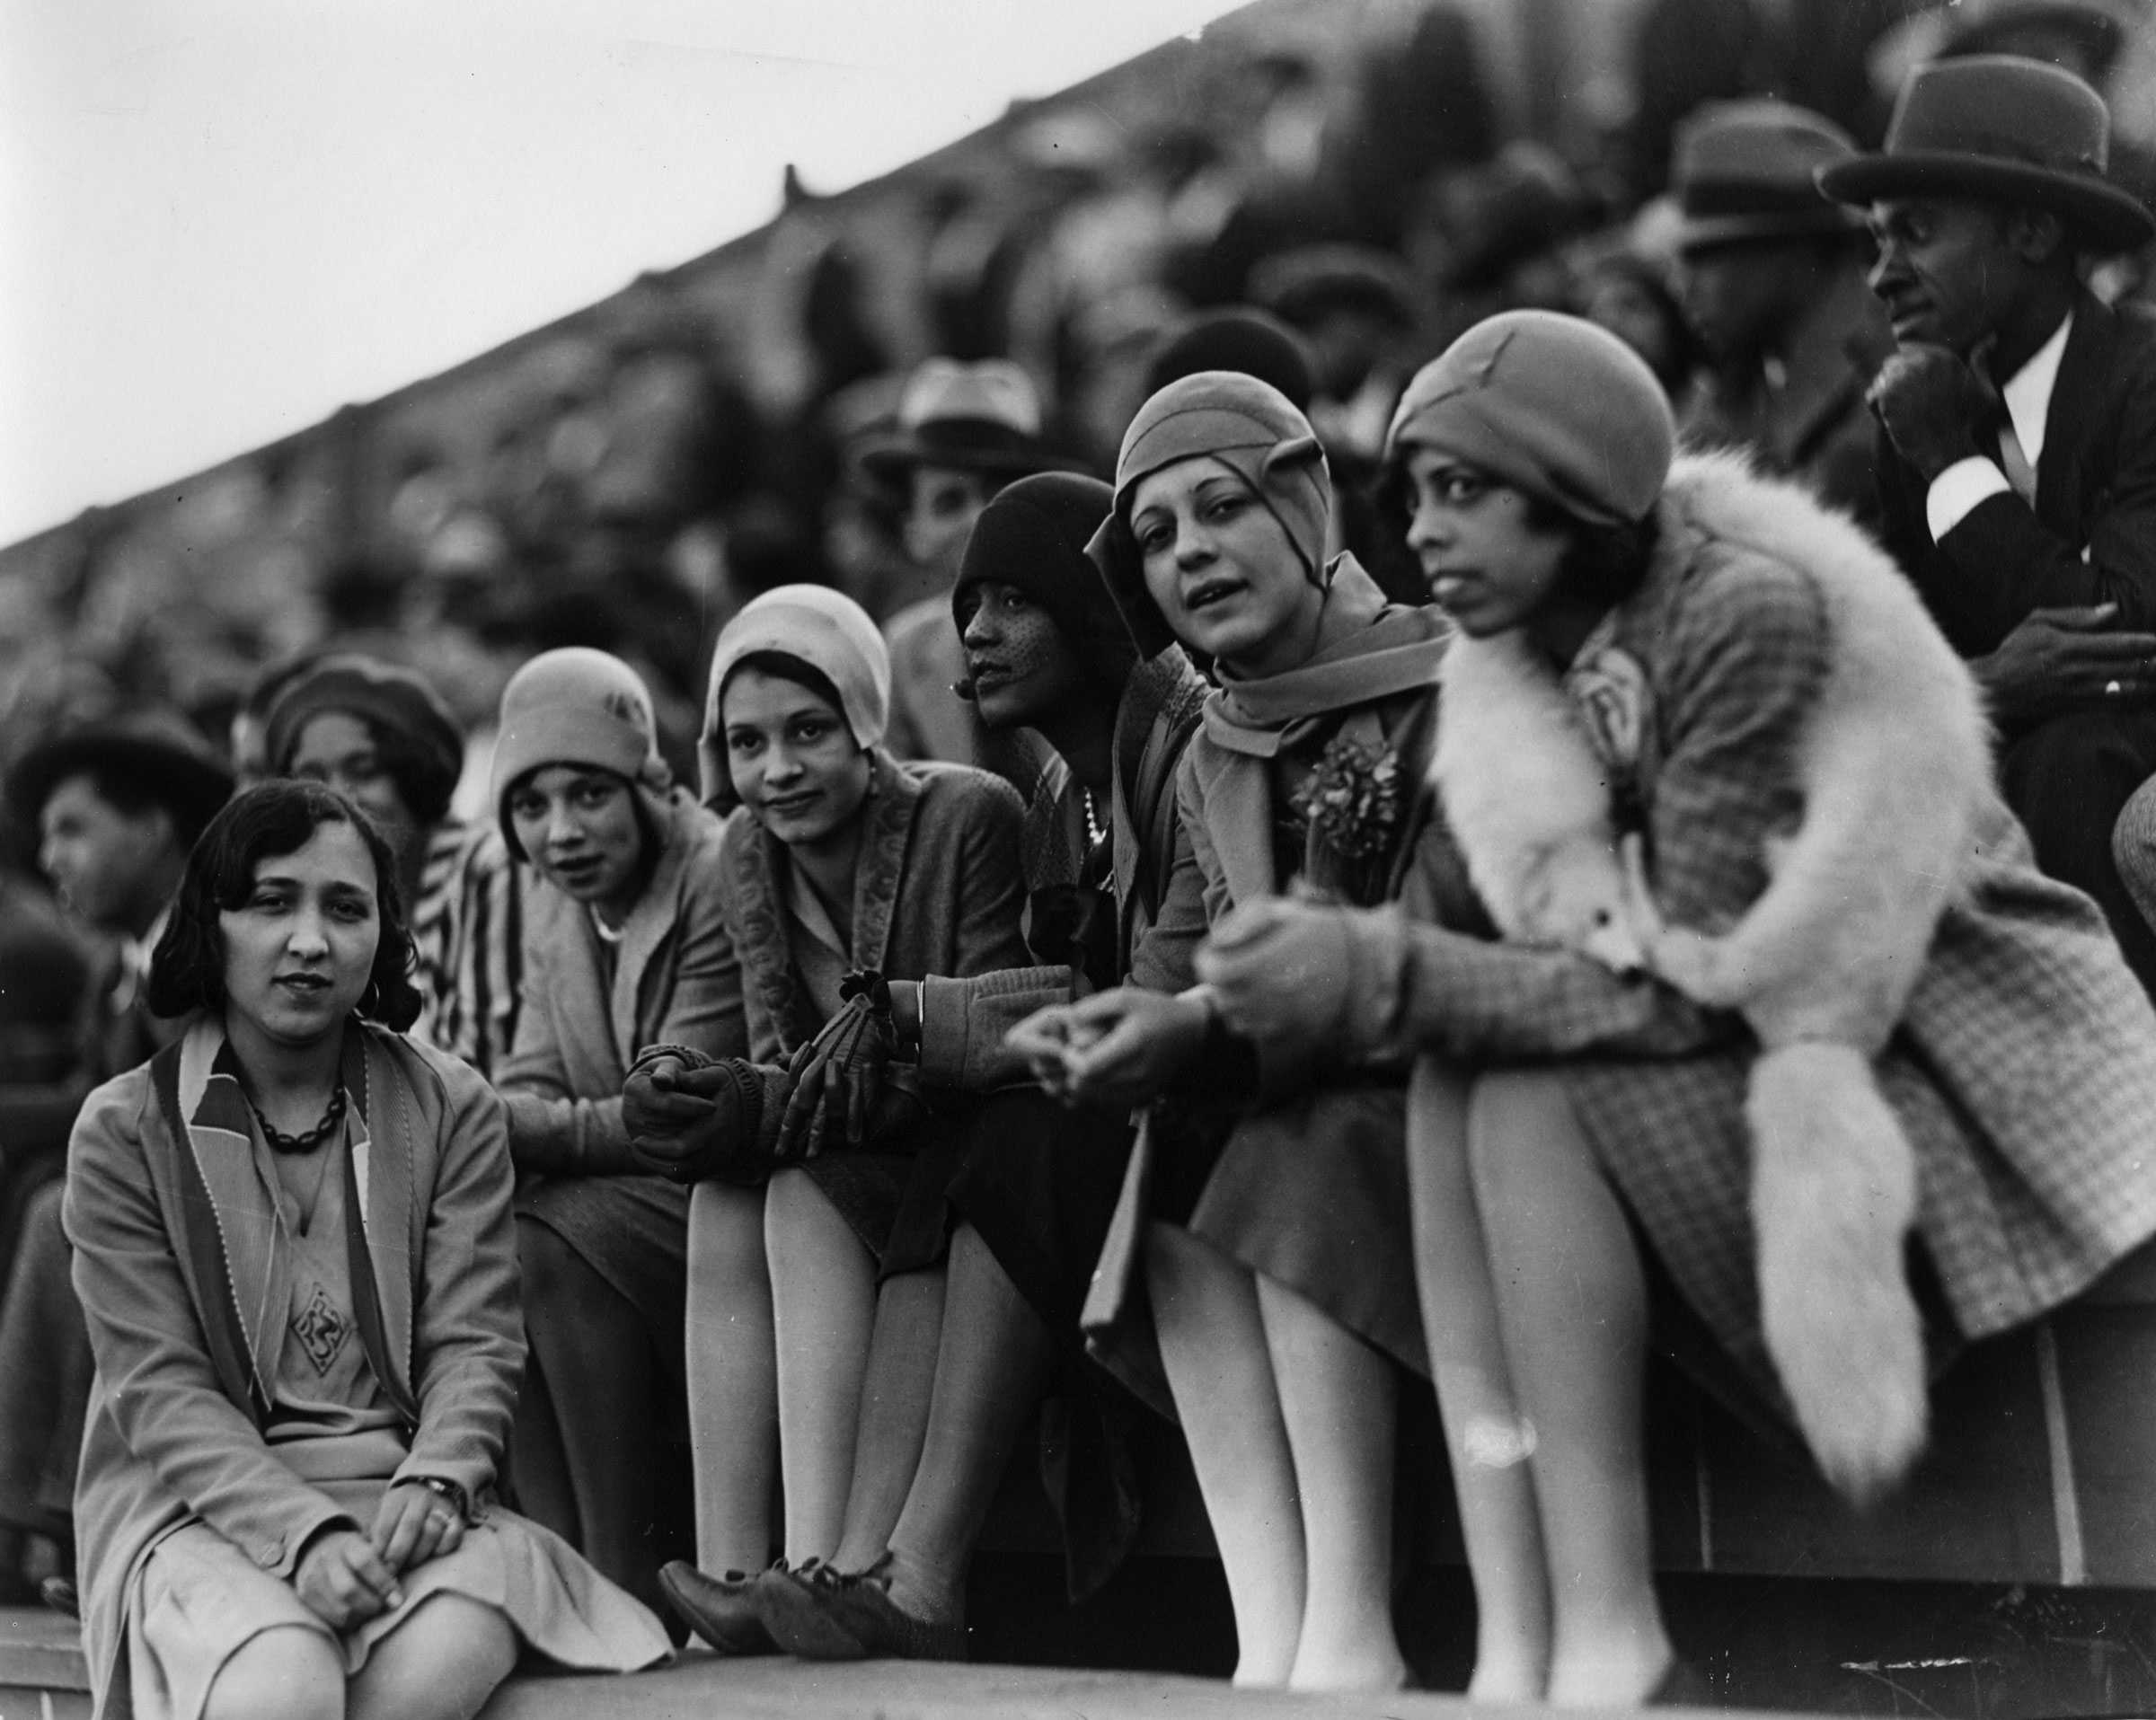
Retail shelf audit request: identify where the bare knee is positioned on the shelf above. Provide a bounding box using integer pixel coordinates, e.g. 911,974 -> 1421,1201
351,1593 -> 517,1720
688,1181 -> 769,1292
204,1623 -> 342,1720
763,1165 -> 837,1239
1143,1220 -> 1212,1292
1144,1221 -> 1254,1327
1465,1070 -> 1587,1200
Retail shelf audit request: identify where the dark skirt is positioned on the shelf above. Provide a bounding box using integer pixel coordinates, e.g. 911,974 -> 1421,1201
1187,1080 -> 1427,1376
942,1089 -> 1135,1331
896,1086 -> 1147,1601
516,1173 -> 688,1375
805,1147 -> 923,1267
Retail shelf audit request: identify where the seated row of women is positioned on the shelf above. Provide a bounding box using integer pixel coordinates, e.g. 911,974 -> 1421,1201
63,311 -> 2156,1719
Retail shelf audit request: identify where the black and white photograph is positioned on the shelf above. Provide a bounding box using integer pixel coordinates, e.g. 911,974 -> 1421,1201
6,2 -> 2156,1716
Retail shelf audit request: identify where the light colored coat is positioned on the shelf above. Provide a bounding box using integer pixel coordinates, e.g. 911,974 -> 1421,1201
496,788 -> 744,1172
66,1020 -> 520,1719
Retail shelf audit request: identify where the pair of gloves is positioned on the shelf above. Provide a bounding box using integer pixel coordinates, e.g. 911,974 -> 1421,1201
623,971 -> 923,1185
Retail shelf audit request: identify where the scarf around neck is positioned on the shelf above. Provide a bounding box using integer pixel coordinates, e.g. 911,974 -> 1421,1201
1204,553 -> 1448,758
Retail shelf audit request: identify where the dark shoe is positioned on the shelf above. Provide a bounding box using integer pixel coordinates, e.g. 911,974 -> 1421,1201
756,1554 -> 965,1663
753,1559 -> 872,1660
657,1559 -> 778,1654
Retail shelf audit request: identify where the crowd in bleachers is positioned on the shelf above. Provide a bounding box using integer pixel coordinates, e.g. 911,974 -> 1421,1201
13,2 -> 2156,1715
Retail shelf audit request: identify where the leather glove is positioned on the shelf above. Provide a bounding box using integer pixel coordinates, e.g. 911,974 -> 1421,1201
777,971 -> 898,1158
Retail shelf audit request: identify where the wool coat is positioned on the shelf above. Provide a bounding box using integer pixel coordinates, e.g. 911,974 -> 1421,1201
66,1020 -> 526,1718
496,787 -> 745,1174
1082,563 -> 1465,1405
717,754 -> 1030,1066
913,648 -> 1209,1089
1339,450 -> 2156,1415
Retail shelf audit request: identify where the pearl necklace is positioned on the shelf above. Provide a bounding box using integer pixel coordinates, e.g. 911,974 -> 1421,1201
1081,787 -> 1110,851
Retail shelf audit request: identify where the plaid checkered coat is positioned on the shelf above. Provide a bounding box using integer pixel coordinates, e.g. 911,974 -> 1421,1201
1349,456 -> 2156,1413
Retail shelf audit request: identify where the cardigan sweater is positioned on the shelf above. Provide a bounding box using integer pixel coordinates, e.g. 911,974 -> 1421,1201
66,1019 -> 521,1719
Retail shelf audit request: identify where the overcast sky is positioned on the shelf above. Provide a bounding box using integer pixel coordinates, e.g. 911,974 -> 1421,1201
0,0 -> 1233,547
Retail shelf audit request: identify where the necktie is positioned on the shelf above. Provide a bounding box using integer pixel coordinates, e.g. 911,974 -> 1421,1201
1995,411 -> 2037,507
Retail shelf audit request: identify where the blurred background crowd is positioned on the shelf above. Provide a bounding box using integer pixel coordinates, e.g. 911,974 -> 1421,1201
8,0 -> 2155,859
7,0 -> 2156,1644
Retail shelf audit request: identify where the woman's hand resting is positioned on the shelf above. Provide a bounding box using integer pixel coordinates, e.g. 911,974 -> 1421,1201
294,1528 -> 403,1630
370,1478 -> 465,1574
1005,987 -> 1213,1112
1195,896 -> 1356,1045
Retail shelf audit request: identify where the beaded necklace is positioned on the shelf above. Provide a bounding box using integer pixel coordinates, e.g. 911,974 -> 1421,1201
243,1082 -> 348,1158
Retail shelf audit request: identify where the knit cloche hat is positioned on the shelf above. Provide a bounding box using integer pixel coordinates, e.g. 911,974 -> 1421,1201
698,584 -> 891,812
1383,310 -> 1674,528
1093,370 -> 1333,658
952,472 -> 1135,686
490,648 -> 670,860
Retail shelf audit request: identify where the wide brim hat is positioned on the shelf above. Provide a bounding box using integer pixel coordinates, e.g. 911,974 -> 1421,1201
1818,55 -> 2155,253
7,710 -> 234,839
857,357 -> 1079,482
1672,98 -> 1868,252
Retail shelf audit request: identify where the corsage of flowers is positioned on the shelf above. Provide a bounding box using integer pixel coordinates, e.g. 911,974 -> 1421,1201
1292,735 -> 1403,862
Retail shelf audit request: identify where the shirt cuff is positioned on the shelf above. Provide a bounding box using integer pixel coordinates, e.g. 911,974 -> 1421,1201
1925,456 -> 2014,542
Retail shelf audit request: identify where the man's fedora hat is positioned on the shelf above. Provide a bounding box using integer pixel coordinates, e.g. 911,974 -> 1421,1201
1818,55 -> 2155,253
7,710 -> 235,842
858,358 -> 1075,482
1672,100 -> 1867,251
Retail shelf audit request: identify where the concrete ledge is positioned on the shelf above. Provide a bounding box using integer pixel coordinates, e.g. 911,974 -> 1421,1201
479,1656 -> 1745,1720
0,1606 -> 88,1692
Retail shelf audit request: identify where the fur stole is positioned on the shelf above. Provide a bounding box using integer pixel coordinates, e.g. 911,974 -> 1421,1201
1430,449 -> 1993,1504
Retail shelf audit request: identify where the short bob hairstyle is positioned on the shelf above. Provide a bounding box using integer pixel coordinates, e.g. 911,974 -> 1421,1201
146,780 -> 423,1031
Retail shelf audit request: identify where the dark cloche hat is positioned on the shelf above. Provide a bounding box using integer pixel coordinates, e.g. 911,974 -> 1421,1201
1817,55 -> 2154,253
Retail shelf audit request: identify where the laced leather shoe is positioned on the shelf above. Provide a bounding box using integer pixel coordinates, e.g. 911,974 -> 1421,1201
754,1552 -> 967,1662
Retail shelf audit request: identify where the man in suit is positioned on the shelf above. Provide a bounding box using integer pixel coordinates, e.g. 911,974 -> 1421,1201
0,713 -> 233,1607
1820,55 -> 2156,995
